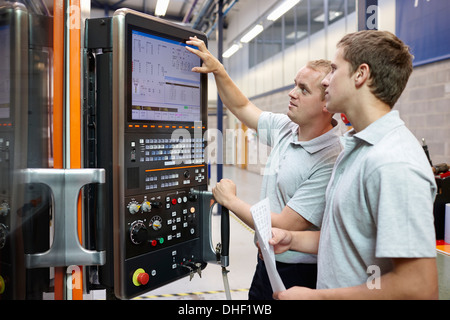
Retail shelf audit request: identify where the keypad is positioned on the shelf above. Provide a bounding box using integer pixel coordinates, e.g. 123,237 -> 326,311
137,138 -> 204,164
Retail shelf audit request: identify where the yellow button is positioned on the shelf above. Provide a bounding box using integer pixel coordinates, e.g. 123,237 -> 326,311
0,275 -> 5,294
132,268 -> 149,287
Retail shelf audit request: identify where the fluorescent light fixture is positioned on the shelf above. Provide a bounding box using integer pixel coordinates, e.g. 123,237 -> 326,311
313,10 -> 343,23
267,0 -> 301,21
223,44 -> 240,58
240,24 -> 264,43
155,0 -> 170,17
286,30 -> 307,40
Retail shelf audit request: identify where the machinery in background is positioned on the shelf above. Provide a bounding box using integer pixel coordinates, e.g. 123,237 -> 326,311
423,139 -> 450,241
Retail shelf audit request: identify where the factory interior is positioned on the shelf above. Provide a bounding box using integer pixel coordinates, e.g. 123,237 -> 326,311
0,0 -> 449,306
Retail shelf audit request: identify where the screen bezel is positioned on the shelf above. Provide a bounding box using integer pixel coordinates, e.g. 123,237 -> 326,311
124,14 -> 208,131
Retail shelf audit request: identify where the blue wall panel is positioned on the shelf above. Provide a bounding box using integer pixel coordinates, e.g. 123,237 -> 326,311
396,0 -> 450,66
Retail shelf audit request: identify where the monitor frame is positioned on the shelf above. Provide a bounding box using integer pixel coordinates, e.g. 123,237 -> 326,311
123,12 -> 208,131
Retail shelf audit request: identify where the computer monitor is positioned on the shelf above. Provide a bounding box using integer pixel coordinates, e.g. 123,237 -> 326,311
130,30 -> 202,124
123,12 -> 207,130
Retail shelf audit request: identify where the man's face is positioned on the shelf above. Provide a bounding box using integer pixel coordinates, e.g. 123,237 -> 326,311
287,66 -> 326,126
322,47 -> 354,114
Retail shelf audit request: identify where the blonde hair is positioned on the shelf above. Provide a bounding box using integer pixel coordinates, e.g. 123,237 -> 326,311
307,59 -> 332,100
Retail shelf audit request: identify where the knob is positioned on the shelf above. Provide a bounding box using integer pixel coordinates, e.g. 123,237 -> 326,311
130,221 -> 148,245
150,216 -> 163,231
0,224 -> 7,249
127,200 -> 141,214
0,202 -> 9,216
141,201 -> 151,212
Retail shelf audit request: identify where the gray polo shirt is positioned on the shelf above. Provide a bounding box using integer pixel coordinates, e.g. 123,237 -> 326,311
257,112 -> 343,264
317,111 -> 437,289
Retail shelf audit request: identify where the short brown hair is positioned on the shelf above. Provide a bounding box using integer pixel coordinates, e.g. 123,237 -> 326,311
337,30 -> 413,108
307,59 -> 332,100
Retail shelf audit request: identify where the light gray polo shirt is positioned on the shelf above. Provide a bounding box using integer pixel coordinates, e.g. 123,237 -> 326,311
317,111 -> 437,289
257,112 -> 343,264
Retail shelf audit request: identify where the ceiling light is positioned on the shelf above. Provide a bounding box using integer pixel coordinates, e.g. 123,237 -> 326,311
223,44 -> 240,58
267,0 -> 301,21
313,10 -> 343,23
155,0 -> 170,17
240,24 -> 264,43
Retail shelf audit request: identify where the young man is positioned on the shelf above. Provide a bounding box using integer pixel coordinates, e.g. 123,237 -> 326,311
270,30 -> 439,300
186,37 -> 342,299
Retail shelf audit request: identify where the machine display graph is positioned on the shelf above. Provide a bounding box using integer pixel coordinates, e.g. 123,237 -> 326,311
131,30 -> 201,123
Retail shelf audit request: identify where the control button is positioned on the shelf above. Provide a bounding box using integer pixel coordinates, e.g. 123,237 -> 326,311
171,198 -> 177,205
151,201 -> 162,209
183,170 -> 190,178
138,272 -> 149,285
132,268 -> 149,286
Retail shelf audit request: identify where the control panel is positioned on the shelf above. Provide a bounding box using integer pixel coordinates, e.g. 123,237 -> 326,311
114,127 -> 210,298
84,10 -> 227,300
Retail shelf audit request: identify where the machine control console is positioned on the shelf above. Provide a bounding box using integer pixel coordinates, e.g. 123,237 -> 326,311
124,186 -> 203,259
84,10 -> 222,299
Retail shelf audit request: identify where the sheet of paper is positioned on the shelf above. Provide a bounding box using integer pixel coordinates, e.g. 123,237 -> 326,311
250,198 -> 286,293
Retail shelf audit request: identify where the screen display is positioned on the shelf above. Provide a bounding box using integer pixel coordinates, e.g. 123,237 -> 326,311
0,25 -> 10,119
131,30 -> 201,123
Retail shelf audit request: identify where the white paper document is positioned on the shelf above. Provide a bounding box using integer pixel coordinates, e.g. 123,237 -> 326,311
250,198 -> 286,293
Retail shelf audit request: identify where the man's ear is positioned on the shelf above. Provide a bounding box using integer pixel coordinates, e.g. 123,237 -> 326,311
354,63 -> 370,88
322,104 -> 331,114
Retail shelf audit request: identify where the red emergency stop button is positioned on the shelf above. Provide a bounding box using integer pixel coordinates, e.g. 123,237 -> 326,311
137,272 -> 149,285
132,268 -> 149,286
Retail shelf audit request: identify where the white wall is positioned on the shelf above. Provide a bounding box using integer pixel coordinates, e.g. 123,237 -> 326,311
219,0 -> 399,102
225,11 -> 357,99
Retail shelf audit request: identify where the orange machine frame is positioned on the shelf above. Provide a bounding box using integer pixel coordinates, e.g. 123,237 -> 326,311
53,0 -> 83,300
